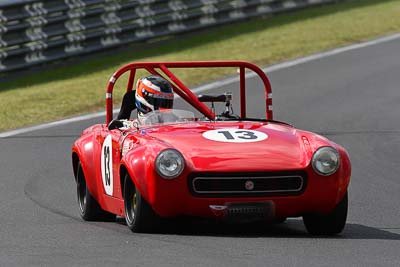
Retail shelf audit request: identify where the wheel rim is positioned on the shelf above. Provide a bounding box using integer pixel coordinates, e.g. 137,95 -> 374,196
77,172 -> 87,213
133,192 -> 137,211
125,184 -> 136,225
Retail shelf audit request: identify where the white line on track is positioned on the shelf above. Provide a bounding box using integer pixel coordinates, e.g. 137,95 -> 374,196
1,32 -> 400,138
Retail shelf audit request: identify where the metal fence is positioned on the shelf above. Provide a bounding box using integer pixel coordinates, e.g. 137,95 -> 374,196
0,0 -> 339,73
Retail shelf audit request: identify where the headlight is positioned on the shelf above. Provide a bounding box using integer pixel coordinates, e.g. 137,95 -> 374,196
312,147 -> 340,176
155,149 -> 184,179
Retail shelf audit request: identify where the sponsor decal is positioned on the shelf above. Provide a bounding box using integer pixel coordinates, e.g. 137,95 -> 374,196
121,141 -> 134,157
101,135 -> 114,196
202,129 -> 268,143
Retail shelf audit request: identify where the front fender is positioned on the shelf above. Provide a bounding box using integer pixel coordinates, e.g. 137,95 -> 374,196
120,144 -> 162,205
334,145 -> 351,204
300,130 -> 351,206
72,132 -> 103,203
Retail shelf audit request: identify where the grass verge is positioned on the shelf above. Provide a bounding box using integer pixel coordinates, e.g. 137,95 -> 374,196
1,0 -> 400,131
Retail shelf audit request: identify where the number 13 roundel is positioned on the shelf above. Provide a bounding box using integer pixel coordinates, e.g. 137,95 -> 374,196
202,129 -> 268,143
101,135 -> 114,196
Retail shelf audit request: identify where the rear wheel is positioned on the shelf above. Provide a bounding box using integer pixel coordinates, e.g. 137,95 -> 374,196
303,191 -> 348,235
123,174 -> 160,232
76,161 -> 115,221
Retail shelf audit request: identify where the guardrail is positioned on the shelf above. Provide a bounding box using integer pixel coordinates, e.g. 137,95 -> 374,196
0,0 -> 340,73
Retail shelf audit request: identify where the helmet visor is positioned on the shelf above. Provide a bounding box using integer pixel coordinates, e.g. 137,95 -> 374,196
151,97 -> 173,110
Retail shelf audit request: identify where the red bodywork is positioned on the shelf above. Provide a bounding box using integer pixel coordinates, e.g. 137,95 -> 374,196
72,61 -> 351,221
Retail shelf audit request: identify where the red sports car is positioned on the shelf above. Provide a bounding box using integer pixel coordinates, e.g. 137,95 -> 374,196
72,61 -> 351,235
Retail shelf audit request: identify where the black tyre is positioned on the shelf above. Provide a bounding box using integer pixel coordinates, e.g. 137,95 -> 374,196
76,161 -> 115,221
123,174 -> 160,233
303,191 -> 348,235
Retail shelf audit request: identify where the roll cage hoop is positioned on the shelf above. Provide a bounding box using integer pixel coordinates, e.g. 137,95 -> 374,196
105,61 -> 273,125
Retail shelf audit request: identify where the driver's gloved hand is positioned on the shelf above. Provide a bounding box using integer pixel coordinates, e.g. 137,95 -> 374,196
108,119 -> 124,130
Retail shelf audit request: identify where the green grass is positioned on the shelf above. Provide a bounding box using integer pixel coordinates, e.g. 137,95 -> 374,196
1,0 -> 400,131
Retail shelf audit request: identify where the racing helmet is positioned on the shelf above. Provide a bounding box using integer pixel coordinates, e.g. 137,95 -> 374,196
135,75 -> 174,114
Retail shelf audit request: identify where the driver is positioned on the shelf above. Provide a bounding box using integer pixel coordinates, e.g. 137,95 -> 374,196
117,75 -> 174,121
135,75 -> 174,123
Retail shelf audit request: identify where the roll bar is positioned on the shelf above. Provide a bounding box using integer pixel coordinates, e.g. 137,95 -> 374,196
105,61 -> 273,124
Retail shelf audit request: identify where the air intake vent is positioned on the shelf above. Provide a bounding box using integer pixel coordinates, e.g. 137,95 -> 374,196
189,171 -> 306,197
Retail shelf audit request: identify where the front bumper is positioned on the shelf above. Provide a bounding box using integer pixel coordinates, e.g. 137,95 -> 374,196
147,166 -> 350,220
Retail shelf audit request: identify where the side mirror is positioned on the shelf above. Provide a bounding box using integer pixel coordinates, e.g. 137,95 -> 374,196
108,119 -> 124,130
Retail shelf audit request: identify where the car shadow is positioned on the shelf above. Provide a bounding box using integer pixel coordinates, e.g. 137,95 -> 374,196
125,218 -> 400,240
114,216 -> 400,240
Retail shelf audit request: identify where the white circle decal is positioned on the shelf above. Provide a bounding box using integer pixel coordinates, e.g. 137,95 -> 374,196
202,129 -> 268,143
101,135 -> 114,196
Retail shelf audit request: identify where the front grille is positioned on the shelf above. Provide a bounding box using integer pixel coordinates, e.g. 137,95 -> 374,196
189,171 -> 306,197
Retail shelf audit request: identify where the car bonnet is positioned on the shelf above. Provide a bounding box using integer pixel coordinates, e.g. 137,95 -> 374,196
141,121 -> 311,172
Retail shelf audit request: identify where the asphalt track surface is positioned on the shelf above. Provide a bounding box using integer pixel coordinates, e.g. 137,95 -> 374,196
1,36 -> 400,266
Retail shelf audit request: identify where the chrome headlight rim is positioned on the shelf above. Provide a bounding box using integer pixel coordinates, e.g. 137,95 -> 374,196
312,146 -> 340,176
155,149 -> 185,179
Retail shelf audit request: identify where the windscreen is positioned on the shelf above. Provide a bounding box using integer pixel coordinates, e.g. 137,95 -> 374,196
140,109 -> 196,126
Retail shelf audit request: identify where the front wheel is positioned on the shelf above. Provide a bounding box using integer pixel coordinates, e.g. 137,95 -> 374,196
123,174 -> 160,233
76,161 -> 115,221
303,191 -> 348,235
